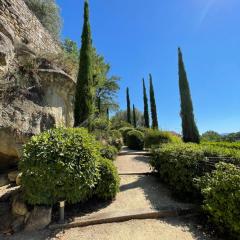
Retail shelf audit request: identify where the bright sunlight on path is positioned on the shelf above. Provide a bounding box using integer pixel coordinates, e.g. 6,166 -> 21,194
3,148 -> 218,240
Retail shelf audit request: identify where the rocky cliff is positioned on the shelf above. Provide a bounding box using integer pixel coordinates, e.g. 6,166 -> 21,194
0,0 -> 75,171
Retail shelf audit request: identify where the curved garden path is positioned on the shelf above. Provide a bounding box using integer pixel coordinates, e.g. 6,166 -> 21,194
2,147 -> 218,240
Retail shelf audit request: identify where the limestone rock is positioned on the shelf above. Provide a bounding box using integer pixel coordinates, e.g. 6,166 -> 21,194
8,170 -> 18,182
25,206 -> 52,232
12,195 -> 28,216
16,172 -> 22,186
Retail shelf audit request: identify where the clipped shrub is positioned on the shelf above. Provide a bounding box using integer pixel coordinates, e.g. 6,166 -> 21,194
94,158 -> 120,200
150,143 -> 205,199
197,162 -> 240,237
92,117 -> 110,131
144,129 -> 181,148
119,127 -> 134,144
100,145 -> 118,161
20,128 -> 100,205
126,130 -> 144,150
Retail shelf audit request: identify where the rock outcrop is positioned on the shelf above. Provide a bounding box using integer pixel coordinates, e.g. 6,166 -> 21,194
0,1 -> 76,171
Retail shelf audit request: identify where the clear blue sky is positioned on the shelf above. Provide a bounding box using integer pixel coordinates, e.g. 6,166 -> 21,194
56,0 -> 240,134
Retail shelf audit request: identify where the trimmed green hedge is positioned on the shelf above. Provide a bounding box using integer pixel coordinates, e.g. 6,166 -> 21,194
144,129 -> 181,148
119,127 -> 134,144
20,128 -> 100,205
197,162 -> 240,237
100,145 -> 118,161
126,130 -> 144,150
94,158 -> 120,200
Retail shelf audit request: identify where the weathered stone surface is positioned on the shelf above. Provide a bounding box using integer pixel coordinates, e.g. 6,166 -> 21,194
16,172 -> 22,186
25,206 -> 52,232
8,170 -> 18,182
11,215 -> 25,233
12,195 -> 28,216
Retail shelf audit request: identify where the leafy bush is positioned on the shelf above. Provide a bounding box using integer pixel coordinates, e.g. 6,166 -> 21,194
126,130 -> 144,150
20,128 -> 100,205
100,145 -> 118,161
111,120 -> 132,130
24,0 -> 61,40
108,130 -> 123,151
94,158 -> 120,200
92,117 -> 110,131
197,163 -> 240,237
144,129 -> 181,148
119,127 -> 134,144
202,141 -> 240,151
150,143 -> 205,199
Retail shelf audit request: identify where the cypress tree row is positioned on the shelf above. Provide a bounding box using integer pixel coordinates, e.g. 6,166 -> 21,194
126,87 -> 131,124
149,74 -> 158,129
74,0 -> 94,127
133,104 -> 137,128
143,78 -> 150,128
178,48 -> 200,143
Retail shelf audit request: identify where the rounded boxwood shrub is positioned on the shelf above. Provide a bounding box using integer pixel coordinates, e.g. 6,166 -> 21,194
126,130 -> 144,150
119,127 -> 134,144
20,128 -> 100,205
100,145 -> 118,161
144,129 -> 181,148
94,158 -> 120,200
197,162 -> 240,237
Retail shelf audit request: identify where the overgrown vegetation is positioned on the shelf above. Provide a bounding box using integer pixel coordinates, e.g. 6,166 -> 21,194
126,130 -> 144,150
24,0 -> 61,40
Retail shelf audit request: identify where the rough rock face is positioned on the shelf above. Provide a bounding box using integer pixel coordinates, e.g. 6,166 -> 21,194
0,12 -> 75,171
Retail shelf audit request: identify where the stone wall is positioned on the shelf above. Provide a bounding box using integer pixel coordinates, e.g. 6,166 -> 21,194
0,0 -> 61,54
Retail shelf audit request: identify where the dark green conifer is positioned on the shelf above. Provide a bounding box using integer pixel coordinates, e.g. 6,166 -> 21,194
178,47 -> 200,143
126,87 -> 131,124
133,104 -> 137,128
149,74 -> 158,129
74,0 -> 94,127
143,78 -> 150,128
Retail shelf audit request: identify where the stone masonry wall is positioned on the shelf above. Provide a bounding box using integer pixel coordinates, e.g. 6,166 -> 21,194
0,0 -> 61,54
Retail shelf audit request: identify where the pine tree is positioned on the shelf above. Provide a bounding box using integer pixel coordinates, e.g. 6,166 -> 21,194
143,78 -> 150,128
133,104 -> 137,128
178,48 -> 200,143
74,0 -> 94,127
149,74 -> 158,129
126,87 -> 131,124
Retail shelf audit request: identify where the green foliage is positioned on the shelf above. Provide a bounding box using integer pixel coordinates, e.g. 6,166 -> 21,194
149,74 -> 158,129
108,130 -> 123,151
222,132 -> 240,142
133,104 -> 137,128
201,131 -> 222,142
111,110 -> 144,128
94,158 -> 120,200
126,130 -> 144,150
100,145 -> 118,161
143,78 -> 150,128
126,88 -> 131,124
178,48 -> 200,143
202,141 -> 240,151
150,143 -> 204,199
92,48 -> 120,114
24,0 -> 61,40
197,163 -> 240,237
119,127 -> 134,144
20,128 -> 100,205
144,129 -> 181,148
92,117 -> 110,131
74,1 -> 94,128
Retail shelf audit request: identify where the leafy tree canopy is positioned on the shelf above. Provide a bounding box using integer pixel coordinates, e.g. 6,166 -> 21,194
201,131 -> 222,142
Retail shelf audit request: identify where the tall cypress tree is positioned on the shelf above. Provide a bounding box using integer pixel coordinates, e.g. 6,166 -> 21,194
133,104 -> 137,128
74,0 -> 94,127
178,48 -> 200,143
143,78 -> 150,128
126,87 -> 131,124
149,74 -> 158,129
